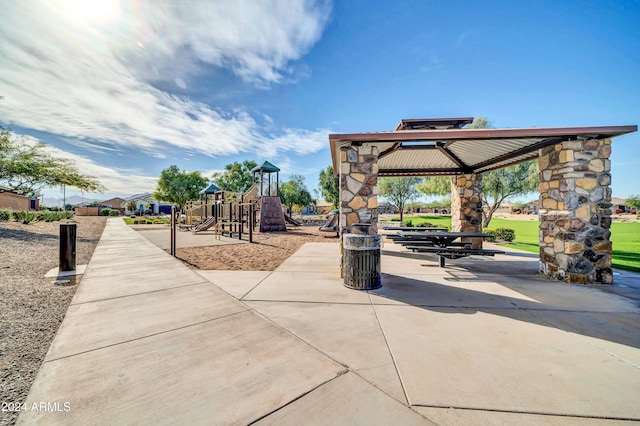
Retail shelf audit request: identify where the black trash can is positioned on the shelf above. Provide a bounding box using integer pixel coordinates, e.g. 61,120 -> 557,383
59,223 -> 77,272
343,234 -> 381,290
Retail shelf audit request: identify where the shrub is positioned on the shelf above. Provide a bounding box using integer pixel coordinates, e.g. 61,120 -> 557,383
15,210 -> 38,224
0,209 -> 13,221
100,208 -> 112,216
109,209 -> 121,216
484,227 -> 516,242
404,219 -> 413,227
36,211 -> 54,222
64,211 -> 74,219
389,218 -> 402,222
416,222 -> 435,228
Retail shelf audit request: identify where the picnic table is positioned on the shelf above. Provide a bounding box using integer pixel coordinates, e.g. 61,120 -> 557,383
382,226 -> 448,232
394,231 -> 503,267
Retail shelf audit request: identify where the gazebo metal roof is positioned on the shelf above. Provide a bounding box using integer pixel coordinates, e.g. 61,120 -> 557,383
329,119 -> 637,177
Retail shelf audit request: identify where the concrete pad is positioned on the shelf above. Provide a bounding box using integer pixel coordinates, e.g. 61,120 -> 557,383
487,277 -> 640,313
413,406 -> 632,425
46,283 -> 246,361
72,265 -> 210,304
529,310 -> 640,367
195,270 -> 272,299
44,264 -> 87,278
80,258 -> 187,278
21,311 -> 345,425
256,372 -> 432,425
276,252 -> 341,272
243,271 -> 371,304
286,242 -> 340,257
380,250 -> 451,276
375,305 -> 640,419
246,301 -> 408,404
369,273 -> 537,308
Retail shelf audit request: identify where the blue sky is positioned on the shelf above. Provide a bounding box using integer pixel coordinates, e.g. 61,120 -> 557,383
1,0 -> 638,203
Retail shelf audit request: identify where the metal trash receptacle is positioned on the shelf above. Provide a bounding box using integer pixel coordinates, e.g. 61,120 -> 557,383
343,234 -> 381,290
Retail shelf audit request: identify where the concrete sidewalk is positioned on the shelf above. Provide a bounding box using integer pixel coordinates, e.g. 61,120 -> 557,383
19,218 -> 640,424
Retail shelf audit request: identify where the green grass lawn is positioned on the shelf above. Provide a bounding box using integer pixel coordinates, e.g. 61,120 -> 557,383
382,215 -> 640,272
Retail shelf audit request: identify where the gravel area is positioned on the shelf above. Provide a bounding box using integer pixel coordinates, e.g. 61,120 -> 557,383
0,216 -> 106,426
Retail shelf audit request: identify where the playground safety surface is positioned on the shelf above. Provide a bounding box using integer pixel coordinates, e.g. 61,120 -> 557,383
18,218 -> 640,424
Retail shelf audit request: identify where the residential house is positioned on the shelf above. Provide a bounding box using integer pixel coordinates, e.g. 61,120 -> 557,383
123,193 -> 174,215
0,185 -> 39,211
377,202 -> 398,214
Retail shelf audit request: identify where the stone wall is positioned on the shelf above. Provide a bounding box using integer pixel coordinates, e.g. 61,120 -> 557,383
339,145 -> 379,235
538,138 -> 613,284
450,174 -> 483,249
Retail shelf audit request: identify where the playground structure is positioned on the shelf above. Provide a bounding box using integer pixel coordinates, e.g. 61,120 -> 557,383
183,161 -> 299,240
319,210 -> 339,236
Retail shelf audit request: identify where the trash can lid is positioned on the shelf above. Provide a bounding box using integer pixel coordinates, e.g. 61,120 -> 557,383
343,234 -> 381,250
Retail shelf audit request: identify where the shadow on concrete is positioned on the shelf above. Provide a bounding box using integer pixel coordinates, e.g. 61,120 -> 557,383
370,272 -> 640,350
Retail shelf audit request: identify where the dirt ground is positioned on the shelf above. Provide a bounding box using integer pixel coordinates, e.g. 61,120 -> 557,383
0,216 -> 107,426
176,225 -> 339,270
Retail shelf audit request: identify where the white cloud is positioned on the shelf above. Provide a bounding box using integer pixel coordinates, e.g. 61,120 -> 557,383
0,1 -> 332,159
15,134 -> 158,197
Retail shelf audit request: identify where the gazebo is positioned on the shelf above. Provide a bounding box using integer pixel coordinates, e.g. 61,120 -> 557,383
329,117 -> 637,284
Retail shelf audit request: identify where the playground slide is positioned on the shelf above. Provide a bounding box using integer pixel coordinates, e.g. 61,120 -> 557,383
319,213 -> 339,233
284,213 -> 302,226
193,216 -> 217,233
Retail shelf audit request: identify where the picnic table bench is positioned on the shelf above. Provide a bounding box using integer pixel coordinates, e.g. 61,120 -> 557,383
393,231 -> 504,267
405,245 -> 505,267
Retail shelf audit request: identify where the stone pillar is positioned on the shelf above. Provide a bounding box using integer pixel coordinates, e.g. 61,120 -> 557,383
339,145 -> 379,236
450,174 -> 483,249
538,138 -> 613,284
338,145 -> 379,277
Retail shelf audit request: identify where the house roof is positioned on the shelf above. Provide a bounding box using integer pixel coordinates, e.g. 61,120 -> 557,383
329,119 -> 637,177
0,185 -> 19,194
124,192 -> 154,201
100,197 -> 126,207
251,161 -> 280,173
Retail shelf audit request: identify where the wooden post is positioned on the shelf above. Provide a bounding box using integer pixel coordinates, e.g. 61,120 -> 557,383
238,204 -> 242,240
249,204 -> 253,243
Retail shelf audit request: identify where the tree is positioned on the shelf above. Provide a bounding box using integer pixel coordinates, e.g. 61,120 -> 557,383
416,176 -> 451,197
126,200 -> 137,213
154,165 -> 208,212
626,195 -> 640,210
1,126 -> 104,197
482,160 -> 538,227
378,177 -> 421,221
211,160 -> 258,193
279,174 -> 314,214
318,165 -> 339,208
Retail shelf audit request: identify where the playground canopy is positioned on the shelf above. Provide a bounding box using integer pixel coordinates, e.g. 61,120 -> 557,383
329,118 -> 636,176
251,161 -> 280,173
200,183 -> 221,195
